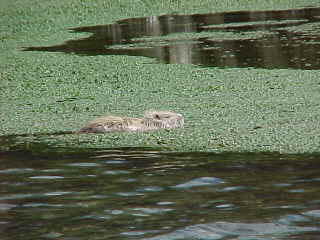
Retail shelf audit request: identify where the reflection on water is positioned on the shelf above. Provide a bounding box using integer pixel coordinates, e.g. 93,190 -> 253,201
0,150 -> 320,239
24,7 -> 320,69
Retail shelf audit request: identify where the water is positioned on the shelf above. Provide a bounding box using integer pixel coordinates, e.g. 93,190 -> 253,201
24,7 -> 320,69
1,150 -> 320,239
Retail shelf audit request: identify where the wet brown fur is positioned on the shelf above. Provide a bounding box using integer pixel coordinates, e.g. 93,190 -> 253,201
78,110 -> 184,133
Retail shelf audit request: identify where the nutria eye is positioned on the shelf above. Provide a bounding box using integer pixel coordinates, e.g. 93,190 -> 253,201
155,114 -> 160,119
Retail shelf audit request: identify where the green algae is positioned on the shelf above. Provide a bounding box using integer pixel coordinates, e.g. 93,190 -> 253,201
1,0 -> 320,153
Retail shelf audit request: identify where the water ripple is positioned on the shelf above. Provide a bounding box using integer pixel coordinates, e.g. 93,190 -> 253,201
0,168 -> 33,174
67,162 -> 101,167
117,192 -> 144,197
104,209 -> 124,215
137,186 -> 164,192
0,203 -> 17,210
303,210 -> 320,218
29,175 -> 64,179
173,177 -> 225,189
0,193 -> 34,200
103,170 -> 130,175
219,186 -> 247,192
43,191 -> 71,196
22,203 -> 64,208
104,160 -> 127,164
132,207 -> 174,214
278,214 -> 311,225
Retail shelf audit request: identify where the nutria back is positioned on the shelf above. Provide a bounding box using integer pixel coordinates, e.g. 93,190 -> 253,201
79,110 -> 184,133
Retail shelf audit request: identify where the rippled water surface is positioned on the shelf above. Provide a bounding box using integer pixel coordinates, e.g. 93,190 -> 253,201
1,150 -> 320,239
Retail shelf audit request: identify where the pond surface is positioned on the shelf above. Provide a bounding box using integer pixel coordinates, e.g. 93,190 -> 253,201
25,7 -> 320,69
1,150 -> 320,239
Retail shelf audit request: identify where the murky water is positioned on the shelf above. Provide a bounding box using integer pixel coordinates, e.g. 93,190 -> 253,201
25,7 -> 320,69
1,150 -> 320,239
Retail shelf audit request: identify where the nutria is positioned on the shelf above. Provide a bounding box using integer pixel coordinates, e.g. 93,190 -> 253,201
78,110 -> 184,133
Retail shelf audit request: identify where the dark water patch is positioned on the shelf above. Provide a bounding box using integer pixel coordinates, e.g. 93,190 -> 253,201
24,7 -> 320,70
1,149 -> 320,239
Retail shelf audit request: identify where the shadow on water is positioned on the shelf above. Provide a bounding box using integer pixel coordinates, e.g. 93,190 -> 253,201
1,148 -> 320,239
24,7 -> 320,69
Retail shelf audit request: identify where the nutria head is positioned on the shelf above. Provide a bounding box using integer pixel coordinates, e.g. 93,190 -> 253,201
143,110 -> 184,129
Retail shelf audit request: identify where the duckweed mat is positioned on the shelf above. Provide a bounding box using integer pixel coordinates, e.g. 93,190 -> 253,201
1,0 -> 320,153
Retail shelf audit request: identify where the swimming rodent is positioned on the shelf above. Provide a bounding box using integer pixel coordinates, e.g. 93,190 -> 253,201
2,111 -> 184,139
78,110 -> 184,133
